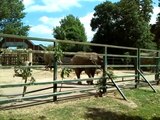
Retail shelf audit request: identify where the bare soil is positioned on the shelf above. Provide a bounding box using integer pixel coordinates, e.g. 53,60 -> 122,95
0,68 -> 159,109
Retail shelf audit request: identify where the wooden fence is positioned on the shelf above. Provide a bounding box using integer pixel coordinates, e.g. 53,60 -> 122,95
0,33 -> 159,109
0,53 -> 28,65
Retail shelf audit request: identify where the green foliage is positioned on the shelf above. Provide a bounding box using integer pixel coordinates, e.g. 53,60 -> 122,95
91,0 -> 156,53
53,14 -> 88,52
0,0 -> 29,35
54,44 -> 63,63
61,68 -> 72,79
46,44 -> 54,51
14,66 -> 35,83
13,51 -> 35,83
44,44 -> 63,65
96,69 -> 116,94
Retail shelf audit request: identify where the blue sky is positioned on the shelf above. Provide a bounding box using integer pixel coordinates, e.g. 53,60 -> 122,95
22,0 -> 160,42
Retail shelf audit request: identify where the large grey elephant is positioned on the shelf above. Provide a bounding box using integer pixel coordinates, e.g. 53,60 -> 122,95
71,52 -> 103,85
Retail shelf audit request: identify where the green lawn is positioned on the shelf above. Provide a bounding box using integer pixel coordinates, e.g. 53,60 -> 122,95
0,87 -> 160,120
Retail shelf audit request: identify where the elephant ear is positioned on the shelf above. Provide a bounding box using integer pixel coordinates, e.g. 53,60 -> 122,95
98,55 -> 103,65
89,55 -> 94,61
98,56 -> 103,61
88,53 -> 97,61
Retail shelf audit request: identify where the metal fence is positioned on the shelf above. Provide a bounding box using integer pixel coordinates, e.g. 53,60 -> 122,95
0,33 -> 159,109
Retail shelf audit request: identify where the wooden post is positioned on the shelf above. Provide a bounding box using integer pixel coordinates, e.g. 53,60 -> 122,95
155,51 -> 160,85
28,49 -> 32,65
135,48 -> 140,88
102,46 -> 107,93
53,42 -> 58,101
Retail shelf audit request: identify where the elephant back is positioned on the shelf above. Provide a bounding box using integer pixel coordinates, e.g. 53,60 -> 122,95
71,52 -> 102,65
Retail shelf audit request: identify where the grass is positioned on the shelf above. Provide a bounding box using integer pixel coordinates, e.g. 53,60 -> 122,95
0,87 -> 160,120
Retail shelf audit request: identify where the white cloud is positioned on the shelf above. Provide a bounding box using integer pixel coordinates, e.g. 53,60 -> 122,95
22,0 -> 35,7
80,12 -> 95,41
150,7 -> 160,24
29,12 -> 95,41
29,13 -> 94,41
29,16 -> 63,39
39,16 -> 63,27
24,0 -> 106,13
25,0 -> 81,12
39,13 -> 95,41
30,24 -> 52,38
80,0 -> 105,1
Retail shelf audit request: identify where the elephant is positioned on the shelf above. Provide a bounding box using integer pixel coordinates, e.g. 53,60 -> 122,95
71,52 -> 103,85
43,53 -> 54,70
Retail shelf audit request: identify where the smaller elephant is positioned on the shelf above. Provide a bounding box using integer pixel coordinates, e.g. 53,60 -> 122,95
43,53 -> 54,70
71,52 -> 103,85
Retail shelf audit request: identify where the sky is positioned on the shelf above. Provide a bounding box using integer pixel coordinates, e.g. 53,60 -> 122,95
22,0 -> 160,43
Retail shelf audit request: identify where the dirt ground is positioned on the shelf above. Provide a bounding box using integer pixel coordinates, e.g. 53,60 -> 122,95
1,67 -> 160,110
0,68 -> 159,102
0,68 -> 142,84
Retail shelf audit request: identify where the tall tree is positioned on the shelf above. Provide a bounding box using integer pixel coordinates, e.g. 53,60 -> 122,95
91,0 -> 155,53
53,15 -> 88,52
140,0 -> 153,22
90,1 -> 122,53
0,0 -> 29,35
151,0 -> 160,49
119,0 -> 155,49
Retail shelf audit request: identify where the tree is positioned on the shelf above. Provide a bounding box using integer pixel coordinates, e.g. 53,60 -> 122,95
91,2 -> 120,45
0,0 -> 29,35
91,0 -> 155,53
119,0 -> 155,49
151,0 -> 160,49
140,0 -> 153,23
53,14 -> 88,52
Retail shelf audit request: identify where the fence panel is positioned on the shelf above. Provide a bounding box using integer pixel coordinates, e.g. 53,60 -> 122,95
0,33 -> 159,109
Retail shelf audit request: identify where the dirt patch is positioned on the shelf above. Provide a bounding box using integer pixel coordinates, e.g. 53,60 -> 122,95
0,68 -> 157,100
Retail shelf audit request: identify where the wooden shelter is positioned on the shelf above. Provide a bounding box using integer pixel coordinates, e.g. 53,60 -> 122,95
0,37 -> 46,65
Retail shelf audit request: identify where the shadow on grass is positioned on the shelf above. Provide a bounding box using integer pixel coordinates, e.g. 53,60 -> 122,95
85,107 -> 160,120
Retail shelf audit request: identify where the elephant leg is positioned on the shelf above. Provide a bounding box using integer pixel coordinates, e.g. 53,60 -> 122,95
74,68 -> 82,84
87,74 -> 93,85
85,69 -> 95,85
91,69 -> 96,78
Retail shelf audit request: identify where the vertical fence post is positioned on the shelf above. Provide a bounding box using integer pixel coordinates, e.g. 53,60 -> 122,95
53,42 -> 58,101
28,49 -> 32,65
135,48 -> 140,88
155,50 -> 160,85
102,46 -> 107,93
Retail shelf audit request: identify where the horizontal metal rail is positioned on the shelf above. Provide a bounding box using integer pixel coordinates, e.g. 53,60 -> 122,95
1,64 -> 158,69
0,33 -> 138,50
0,77 -> 101,88
0,74 -> 139,88
140,65 -> 157,67
140,56 -> 159,59
140,48 -> 159,52
107,54 -> 137,58
61,65 -> 102,68
0,87 -> 96,104
0,65 -> 45,68
108,65 -> 134,68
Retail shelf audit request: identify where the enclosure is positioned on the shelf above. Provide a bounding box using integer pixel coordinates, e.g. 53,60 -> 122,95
0,33 -> 159,109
